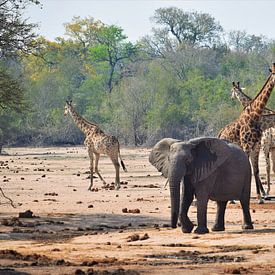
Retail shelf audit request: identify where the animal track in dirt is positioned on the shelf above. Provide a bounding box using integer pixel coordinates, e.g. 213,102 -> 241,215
132,184 -> 159,188
145,250 -> 245,264
75,267 -> 140,275
0,249 -> 72,267
210,245 -> 263,254
44,192 -> 58,196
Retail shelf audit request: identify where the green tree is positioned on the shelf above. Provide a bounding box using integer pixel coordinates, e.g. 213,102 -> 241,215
0,0 -> 39,152
152,7 -> 223,47
64,17 -> 139,92
90,24 -> 138,92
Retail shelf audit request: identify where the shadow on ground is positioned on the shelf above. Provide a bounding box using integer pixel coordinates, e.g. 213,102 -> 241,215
0,213 -> 170,242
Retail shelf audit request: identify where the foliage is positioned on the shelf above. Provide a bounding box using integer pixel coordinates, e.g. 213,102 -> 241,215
2,8 -> 275,148
0,0 -> 39,58
151,7 -> 223,47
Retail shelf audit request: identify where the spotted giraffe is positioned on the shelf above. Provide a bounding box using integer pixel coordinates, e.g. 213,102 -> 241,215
64,100 -> 127,190
218,63 -> 275,203
230,82 -> 275,195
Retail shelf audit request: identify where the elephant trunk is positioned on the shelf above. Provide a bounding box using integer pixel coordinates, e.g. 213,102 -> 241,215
169,163 -> 184,228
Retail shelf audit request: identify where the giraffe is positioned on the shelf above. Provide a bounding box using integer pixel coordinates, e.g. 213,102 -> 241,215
230,81 -> 275,195
218,63 -> 275,203
64,100 -> 127,190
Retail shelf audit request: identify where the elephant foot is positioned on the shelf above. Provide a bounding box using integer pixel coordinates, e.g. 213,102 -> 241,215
115,184 -> 121,190
258,198 -> 264,204
194,226 -> 209,234
211,224 -> 225,232
181,220 -> 194,233
242,223 -> 254,230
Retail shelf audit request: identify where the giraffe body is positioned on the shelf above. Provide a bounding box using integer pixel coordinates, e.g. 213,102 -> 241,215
218,64 -> 275,202
230,82 -> 275,195
64,101 -> 126,190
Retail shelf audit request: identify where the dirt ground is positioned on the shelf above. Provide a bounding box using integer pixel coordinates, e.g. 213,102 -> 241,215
0,146 -> 274,275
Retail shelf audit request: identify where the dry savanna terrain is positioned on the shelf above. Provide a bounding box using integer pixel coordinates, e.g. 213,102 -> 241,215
0,146 -> 275,275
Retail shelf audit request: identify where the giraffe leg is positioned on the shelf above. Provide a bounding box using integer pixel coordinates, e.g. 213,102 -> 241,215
250,146 -> 265,203
110,155 -> 120,190
94,152 -> 106,186
87,148 -> 94,191
263,145 -> 270,196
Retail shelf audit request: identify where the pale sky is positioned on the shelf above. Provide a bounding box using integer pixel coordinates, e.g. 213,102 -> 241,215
25,0 -> 275,42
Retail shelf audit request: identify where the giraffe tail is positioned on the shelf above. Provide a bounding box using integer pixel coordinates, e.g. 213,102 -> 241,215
120,159 -> 127,172
119,152 -> 127,172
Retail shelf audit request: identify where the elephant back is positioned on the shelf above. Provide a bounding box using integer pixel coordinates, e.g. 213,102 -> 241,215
188,137 -> 233,183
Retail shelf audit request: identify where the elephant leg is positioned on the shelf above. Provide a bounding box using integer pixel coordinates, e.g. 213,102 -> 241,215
87,148 -> 94,191
194,191 -> 209,234
110,155 -> 120,190
240,193 -> 253,230
94,152 -> 106,186
179,180 -> 194,233
212,201 -> 227,231
250,146 -> 265,203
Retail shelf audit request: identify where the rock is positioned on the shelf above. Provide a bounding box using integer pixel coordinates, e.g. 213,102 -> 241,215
122,208 -> 128,213
128,209 -> 140,214
75,269 -> 85,275
127,233 -> 140,242
19,210 -> 34,218
140,233 -> 149,240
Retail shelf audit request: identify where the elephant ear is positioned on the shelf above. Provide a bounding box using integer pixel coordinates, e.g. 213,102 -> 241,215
149,138 -> 180,178
188,137 -> 232,183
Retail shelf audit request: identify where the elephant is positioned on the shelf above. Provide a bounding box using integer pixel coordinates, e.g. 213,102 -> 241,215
149,137 -> 254,234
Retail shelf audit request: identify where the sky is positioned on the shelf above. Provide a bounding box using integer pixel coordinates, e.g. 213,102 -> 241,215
25,0 -> 275,42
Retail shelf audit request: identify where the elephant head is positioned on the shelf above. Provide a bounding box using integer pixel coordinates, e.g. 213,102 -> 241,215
149,137 -> 231,228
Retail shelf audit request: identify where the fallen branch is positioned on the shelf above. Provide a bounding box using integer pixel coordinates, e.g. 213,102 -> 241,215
0,187 -> 16,208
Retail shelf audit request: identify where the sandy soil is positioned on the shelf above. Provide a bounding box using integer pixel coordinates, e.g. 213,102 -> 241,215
0,146 -> 274,275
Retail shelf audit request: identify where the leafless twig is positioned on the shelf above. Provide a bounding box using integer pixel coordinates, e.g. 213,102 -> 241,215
0,187 -> 16,208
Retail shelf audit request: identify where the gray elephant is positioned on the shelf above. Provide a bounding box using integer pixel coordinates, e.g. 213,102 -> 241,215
149,137 -> 253,234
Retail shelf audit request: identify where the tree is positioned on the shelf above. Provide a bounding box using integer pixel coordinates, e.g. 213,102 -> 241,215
0,0 -> 39,152
227,30 -> 269,54
0,0 -> 39,58
90,24 -> 138,92
65,17 -> 139,92
0,68 -> 24,110
151,7 -> 223,47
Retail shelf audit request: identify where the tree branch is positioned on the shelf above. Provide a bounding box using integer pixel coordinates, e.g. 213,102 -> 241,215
0,187 -> 16,208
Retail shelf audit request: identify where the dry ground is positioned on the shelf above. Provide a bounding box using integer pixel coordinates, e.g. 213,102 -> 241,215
0,146 -> 275,275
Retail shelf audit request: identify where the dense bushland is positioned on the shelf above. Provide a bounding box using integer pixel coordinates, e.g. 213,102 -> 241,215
1,4 -> 275,149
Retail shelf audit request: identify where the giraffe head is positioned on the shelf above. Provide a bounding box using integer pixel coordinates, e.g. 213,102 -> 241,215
64,100 -> 72,116
231,82 -> 242,100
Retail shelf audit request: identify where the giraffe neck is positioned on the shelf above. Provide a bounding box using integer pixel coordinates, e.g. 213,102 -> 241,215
234,85 -> 274,115
68,105 -> 96,135
249,73 -> 275,119
234,89 -> 251,107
